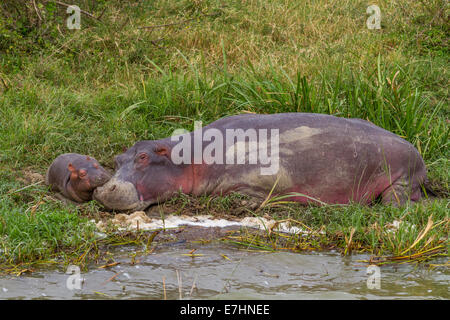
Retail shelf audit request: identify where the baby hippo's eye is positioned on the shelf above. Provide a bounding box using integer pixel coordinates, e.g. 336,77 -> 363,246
79,169 -> 88,178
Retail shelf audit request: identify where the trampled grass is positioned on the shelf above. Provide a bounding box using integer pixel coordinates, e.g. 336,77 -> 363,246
0,0 -> 448,270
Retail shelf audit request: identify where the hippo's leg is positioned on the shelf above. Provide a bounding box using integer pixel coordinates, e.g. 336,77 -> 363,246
380,177 -> 421,206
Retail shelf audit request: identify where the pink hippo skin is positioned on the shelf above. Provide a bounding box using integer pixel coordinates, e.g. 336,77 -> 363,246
93,113 -> 427,211
46,153 -> 112,203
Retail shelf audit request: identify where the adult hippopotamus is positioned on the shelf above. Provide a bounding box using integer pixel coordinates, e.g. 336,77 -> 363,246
46,153 -> 111,203
93,113 -> 427,211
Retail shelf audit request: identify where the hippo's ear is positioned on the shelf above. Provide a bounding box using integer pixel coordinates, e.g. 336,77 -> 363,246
154,145 -> 172,162
154,145 -> 170,157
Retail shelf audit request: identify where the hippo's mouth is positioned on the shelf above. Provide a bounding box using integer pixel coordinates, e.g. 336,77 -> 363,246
93,177 -> 152,211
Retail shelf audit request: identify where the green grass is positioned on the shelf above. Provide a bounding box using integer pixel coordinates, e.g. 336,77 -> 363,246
0,169 -> 158,273
0,0 -> 448,270
0,169 -> 96,269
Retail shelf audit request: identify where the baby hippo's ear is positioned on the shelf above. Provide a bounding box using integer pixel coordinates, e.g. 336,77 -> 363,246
68,163 -> 78,180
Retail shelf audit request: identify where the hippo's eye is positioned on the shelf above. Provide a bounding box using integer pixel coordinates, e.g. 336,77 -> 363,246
137,153 -> 148,162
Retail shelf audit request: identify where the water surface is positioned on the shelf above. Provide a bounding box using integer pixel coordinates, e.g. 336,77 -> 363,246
1,243 -> 448,300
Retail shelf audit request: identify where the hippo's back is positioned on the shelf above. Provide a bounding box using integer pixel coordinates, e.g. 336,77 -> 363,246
201,112 -> 426,204
207,112 -> 396,138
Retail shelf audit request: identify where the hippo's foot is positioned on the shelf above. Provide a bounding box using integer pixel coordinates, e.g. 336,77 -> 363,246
381,177 -> 422,207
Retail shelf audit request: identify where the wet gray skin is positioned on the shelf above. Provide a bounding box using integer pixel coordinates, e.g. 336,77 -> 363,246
93,177 -> 146,211
94,113 -> 427,211
46,153 -> 112,203
93,139 -> 191,211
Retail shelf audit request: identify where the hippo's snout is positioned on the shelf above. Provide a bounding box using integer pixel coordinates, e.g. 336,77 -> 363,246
91,171 -> 112,188
93,177 -> 149,211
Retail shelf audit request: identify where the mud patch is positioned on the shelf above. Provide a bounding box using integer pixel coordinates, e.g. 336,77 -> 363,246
145,193 -> 261,220
95,208 -> 312,247
17,169 -> 44,185
93,193 -> 318,246
153,224 -> 241,243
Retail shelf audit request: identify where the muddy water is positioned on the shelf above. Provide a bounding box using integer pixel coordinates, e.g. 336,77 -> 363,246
0,242 -> 448,300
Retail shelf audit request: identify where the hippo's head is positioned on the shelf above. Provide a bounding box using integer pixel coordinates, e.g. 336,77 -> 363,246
68,157 -> 112,201
93,140 -> 193,211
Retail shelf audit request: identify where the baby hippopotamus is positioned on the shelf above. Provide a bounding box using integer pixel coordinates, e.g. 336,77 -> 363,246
46,153 -> 111,203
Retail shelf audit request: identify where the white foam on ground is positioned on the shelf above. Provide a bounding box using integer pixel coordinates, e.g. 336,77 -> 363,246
95,211 -> 311,235
384,219 -> 416,233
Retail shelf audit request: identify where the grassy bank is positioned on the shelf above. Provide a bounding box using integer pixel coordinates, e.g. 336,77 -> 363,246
0,0 -> 448,271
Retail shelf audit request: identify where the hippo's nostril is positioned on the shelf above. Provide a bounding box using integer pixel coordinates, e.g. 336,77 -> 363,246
110,185 -> 116,192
